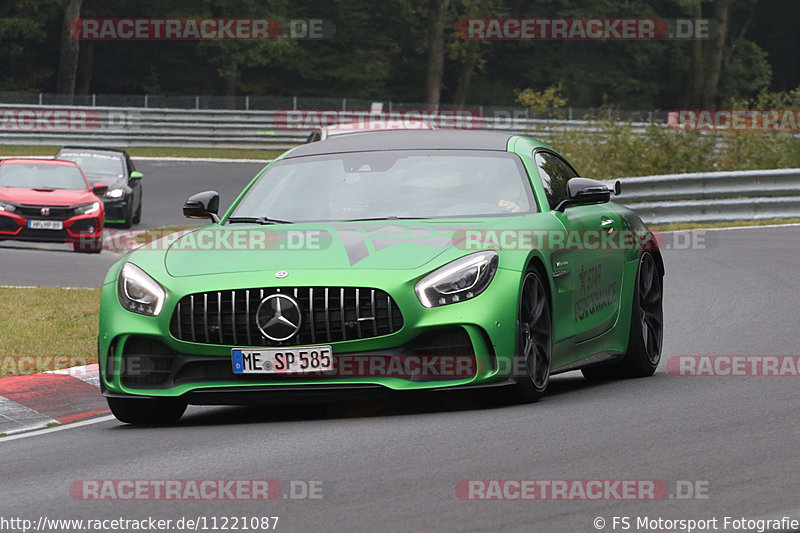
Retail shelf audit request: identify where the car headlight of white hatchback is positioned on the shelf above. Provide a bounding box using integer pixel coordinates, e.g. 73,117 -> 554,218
117,263 -> 165,316
415,251 -> 498,308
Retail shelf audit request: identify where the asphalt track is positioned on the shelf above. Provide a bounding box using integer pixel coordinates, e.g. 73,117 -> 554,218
1,161 -> 798,531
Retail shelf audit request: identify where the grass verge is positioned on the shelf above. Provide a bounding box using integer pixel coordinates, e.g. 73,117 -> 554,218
0,145 -> 287,160
0,287 -> 100,377
651,217 -> 800,232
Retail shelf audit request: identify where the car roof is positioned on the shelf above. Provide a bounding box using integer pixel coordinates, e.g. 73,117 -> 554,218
0,158 -> 80,166
285,130 -> 516,158
323,121 -> 435,135
57,146 -> 128,156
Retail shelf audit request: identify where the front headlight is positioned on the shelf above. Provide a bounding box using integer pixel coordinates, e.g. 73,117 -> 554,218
415,251 -> 498,308
105,188 -> 124,199
74,201 -> 101,215
117,263 -> 165,316
0,200 -> 18,213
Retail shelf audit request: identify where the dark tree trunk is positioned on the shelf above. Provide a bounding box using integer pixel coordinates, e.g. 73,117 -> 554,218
76,41 -> 93,95
690,0 -> 704,106
701,0 -> 730,108
424,0 -> 448,106
221,63 -> 238,109
56,0 -> 83,97
453,39 -> 479,106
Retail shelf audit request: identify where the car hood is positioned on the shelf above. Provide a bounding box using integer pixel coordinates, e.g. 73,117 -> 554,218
0,186 -> 97,206
162,220 -> 495,277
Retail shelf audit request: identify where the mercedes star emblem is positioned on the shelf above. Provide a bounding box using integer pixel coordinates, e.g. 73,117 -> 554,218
255,293 -> 302,342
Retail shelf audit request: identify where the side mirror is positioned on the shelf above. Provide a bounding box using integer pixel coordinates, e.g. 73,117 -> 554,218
183,190 -> 220,222
555,178 -> 617,212
92,183 -> 109,196
129,171 -> 143,185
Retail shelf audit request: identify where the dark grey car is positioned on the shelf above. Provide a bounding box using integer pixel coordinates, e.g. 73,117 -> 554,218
55,147 -> 143,228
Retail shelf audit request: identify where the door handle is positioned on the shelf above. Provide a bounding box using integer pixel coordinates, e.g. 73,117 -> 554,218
601,218 -> 615,233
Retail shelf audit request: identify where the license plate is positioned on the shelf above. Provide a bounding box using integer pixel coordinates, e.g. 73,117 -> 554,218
232,346 -> 333,374
28,220 -> 63,230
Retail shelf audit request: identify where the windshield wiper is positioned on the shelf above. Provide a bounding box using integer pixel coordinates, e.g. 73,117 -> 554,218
227,216 -> 294,225
341,216 -> 426,222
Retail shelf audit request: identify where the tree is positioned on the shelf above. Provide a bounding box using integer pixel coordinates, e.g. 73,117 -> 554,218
424,0 -> 449,106
56,0 -> 82,96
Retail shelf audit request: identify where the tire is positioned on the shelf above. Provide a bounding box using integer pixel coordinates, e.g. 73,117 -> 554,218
132,199 -> 141,225
509,267 -> 552,403
119,203 -> 133,229
107,397 -> 187,425
582,252 -> 663,381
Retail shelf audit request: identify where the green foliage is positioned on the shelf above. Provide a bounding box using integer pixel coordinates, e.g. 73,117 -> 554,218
516,84 -> 567,116
547,119 -> 799,178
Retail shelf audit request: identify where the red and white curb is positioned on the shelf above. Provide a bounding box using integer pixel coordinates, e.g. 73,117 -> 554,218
0,364 -> 108,436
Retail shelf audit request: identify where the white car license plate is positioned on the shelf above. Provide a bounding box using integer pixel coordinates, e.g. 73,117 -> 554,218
232,346 -> 333,374
28,220 -> 63,230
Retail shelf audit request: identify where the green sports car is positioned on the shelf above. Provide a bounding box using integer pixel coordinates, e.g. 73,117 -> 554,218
98,130 -> 664,424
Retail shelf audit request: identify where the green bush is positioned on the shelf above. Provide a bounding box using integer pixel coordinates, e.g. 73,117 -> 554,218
543,120 -> 799,178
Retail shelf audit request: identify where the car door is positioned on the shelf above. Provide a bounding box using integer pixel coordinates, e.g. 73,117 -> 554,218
533,150 -> 625,345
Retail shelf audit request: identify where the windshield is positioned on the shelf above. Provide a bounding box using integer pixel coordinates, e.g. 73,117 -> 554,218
229,150 -> 535,223
0,163 -> 88,190
56,150 -> 126,180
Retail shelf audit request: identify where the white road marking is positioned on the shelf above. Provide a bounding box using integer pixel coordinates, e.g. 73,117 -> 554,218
0,414 -> 116,442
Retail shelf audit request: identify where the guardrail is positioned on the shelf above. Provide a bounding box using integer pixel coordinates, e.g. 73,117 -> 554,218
612,168 -> 800,224
0,103 -> 658,150
3,103 -> 798,226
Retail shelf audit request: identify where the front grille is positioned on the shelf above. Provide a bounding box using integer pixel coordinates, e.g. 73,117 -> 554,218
16,205 -> 77,219
170,287 -> 404,347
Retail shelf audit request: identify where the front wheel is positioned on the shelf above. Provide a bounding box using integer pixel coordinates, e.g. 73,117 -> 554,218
509,268 -> 552,403
132,200 -> 142,225
582,252 -> 663,381
119,203 -> 133,229
107,397 -> 187,425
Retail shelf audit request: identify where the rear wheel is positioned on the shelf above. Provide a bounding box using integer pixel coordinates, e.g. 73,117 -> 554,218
107,397 -> 186,425
582,252 -> 663,381
509,268 -> 552,403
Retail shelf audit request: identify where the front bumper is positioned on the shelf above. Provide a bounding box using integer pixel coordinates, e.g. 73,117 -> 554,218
98,266 -> 523,401
101,196 -> 131,224
0,211 -> 103,243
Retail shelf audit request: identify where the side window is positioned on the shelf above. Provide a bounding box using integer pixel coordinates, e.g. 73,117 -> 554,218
534,151 -> 577,210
